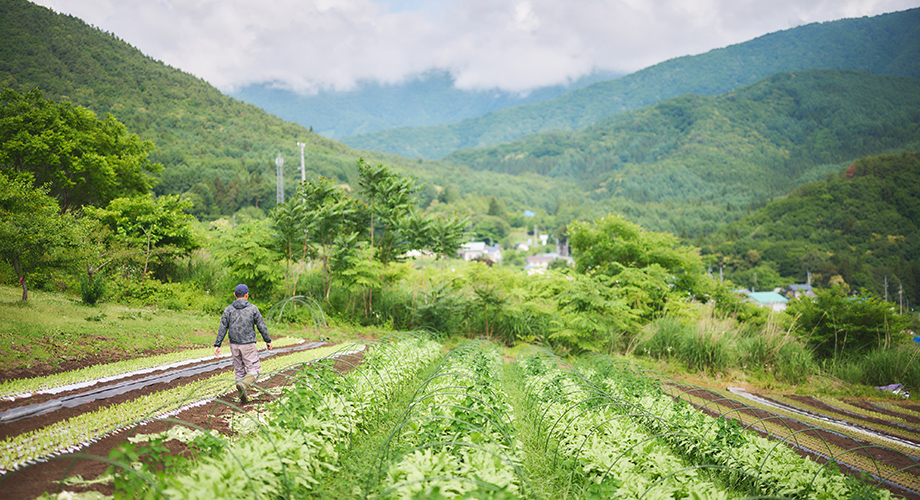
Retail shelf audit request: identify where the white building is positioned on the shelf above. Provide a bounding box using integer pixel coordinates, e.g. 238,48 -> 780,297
459,242 -> 503,264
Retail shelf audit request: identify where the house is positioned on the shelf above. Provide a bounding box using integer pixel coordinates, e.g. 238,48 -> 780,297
459,242 -> 503,264
524,252 -> 574,275
745,291 -> 789,311
784,283 -> 816,299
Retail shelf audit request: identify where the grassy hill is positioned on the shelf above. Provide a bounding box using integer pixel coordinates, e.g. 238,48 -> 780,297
0,0 -> 577,219
343,7 -> 920,159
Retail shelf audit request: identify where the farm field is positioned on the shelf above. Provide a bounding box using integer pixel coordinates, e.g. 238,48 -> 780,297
1,334 -> 919,499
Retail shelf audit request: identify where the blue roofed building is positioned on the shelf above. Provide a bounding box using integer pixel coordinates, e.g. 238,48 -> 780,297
746,291 -> 789,312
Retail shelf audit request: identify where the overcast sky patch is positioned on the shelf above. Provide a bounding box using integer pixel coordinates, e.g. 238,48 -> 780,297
33,0 -> 920,93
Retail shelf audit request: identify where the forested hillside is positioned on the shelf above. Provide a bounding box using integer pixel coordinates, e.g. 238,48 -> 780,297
0,0 -> 576,219
701,151 -> 920,308
344,8 -> 920,159
444,70 -> 920,236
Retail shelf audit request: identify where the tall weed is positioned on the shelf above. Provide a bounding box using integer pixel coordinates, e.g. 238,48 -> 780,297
830,346 -> 920,388
683,312 -> 736,373
738,312 -> 814,384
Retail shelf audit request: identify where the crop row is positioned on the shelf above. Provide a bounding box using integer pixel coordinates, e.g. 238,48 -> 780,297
376,340 -> 525,498
764,393 -> 920,448
669,384 -> 920,495
577,356 -> 897,499
518,352 -> 737,498
0,337 -> 306,401
0,342 -> 343,475
133,334 -> 443,498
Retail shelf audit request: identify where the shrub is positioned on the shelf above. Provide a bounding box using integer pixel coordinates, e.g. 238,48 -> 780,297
79,273 -> 106,305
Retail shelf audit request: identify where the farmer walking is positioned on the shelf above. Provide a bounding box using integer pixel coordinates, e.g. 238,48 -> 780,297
214,284 -> 272,404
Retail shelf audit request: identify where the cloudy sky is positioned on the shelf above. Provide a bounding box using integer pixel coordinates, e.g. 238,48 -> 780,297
33,0 -> 920,94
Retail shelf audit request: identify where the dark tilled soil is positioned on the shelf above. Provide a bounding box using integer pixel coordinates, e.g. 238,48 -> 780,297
670,384 -> 920,500
783,395 -> 920,437
0,343 -> 364,500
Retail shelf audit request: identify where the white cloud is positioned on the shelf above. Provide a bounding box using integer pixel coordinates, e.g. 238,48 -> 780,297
32,0 -> 920,93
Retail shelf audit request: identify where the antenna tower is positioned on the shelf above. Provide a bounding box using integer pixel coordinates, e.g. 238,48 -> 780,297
276,153 -> 284,204
297,142 -> 306,183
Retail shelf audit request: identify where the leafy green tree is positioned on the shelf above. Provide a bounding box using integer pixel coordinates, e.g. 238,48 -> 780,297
0,89 -> 161,212
570,215 -> 702,283
270,201 -> 310,295
296,177 -> 368,298
333,239 -> 383,316
427,211 -> 470,260
568,214 -> 705,326
550,273 -> 637,353
357,158 -> 421,264
472,215 -> 511,243
786,286 -> 910,359
0,170 -> 78,301
83,194 -> 199,280
210,219 -> 284,301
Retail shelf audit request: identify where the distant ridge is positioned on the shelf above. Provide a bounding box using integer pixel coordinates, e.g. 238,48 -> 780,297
230,69 -> 621,140
343,8 -> 920,159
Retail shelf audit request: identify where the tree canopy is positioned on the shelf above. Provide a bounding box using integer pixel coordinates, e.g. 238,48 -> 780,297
0,170 -> 78,300
0,89 -> 160,212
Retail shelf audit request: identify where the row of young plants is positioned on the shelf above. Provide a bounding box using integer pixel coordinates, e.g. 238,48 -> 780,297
666,381 -> 920,493
766,393 -> 920,446
375,340 -> 526,499
117,333 -> 443,499
0,343 -> 344,475
517,352 -> 738,499
0,337 -> 306,401
577,356 -> 899,499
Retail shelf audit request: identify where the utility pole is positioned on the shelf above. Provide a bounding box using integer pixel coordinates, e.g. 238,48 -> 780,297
899,283 -> 904,315
297,142 -> 306,183
885,276 -> 889,301
275,153 -> 284,204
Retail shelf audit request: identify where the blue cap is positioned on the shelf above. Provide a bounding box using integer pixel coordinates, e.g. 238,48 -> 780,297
234,284 -> 249,296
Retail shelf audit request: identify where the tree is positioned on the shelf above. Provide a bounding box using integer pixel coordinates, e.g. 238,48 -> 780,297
82,194 -> 199,281
0,89 -> 161,212
296,177 -> 368,298
210,219 -> 284,300
786,286 -> 910,359
473,215 -> 511,243
357,158 -> 421,264
427,211 -> 470,261
396,206 -> 469,261
568,214 -> 705,324
270,200 -> 309,295
0,170 -> 78,301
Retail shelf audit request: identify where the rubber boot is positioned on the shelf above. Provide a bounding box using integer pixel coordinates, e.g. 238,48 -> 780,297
236,374 -> 256,404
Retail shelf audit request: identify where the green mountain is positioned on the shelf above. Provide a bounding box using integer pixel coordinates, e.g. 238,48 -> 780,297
230,69 -> 621,139
700,150 -> 920,308
0,0 -> 576,219
442,70 -> 920,236
343,8 -> 920,159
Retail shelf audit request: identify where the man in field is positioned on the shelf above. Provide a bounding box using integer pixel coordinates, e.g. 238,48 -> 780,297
214,283 -> 272,404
